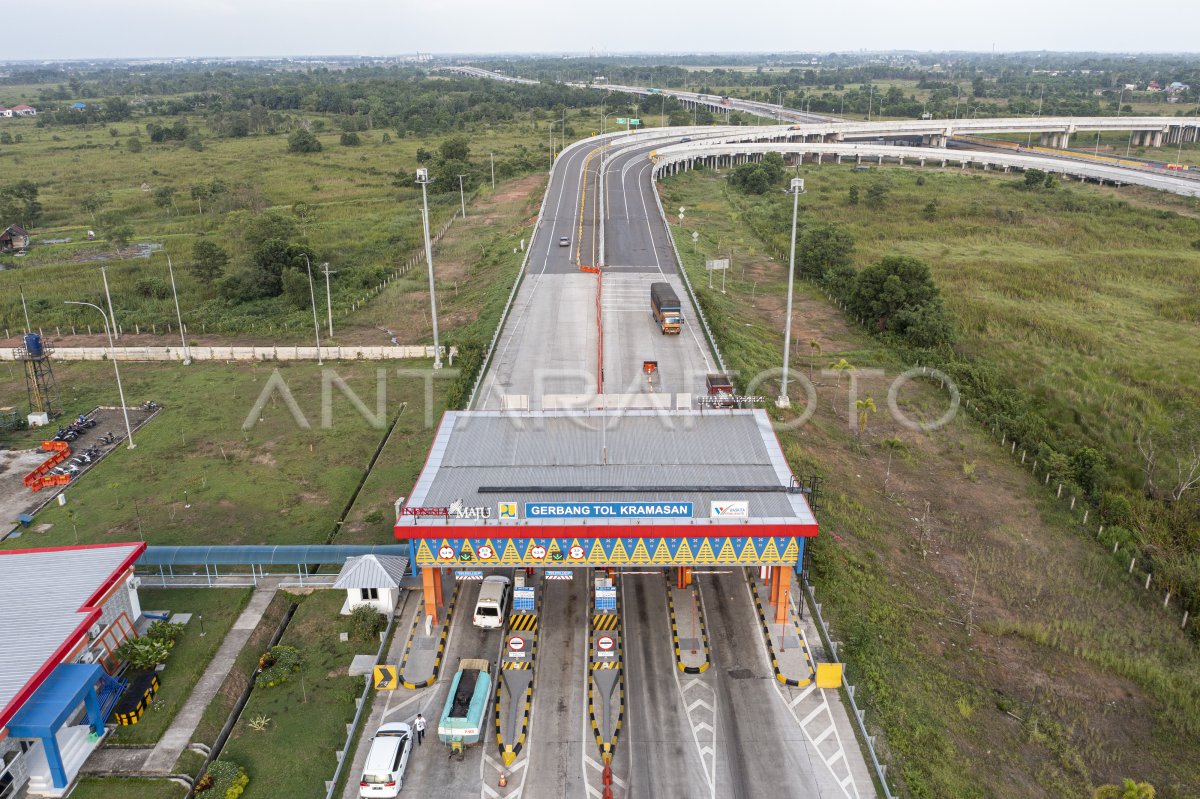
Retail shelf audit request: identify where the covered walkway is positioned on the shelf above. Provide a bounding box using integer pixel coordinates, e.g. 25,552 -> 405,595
136,545 -> 413,587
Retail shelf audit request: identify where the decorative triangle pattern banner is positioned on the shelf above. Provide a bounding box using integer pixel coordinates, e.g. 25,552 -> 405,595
411,536 -> 802,567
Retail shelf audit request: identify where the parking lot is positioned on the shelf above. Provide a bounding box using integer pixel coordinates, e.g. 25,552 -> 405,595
0,404 -> 157,536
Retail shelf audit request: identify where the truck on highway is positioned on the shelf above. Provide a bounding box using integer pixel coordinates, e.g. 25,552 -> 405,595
438,658 -> 492,758
651,282 -> 683,334
704,373 -> 737,408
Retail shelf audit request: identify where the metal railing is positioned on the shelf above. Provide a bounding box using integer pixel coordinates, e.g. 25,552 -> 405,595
649,162 -> 728,375
800,576 -> 895,798
466,133 -> 625,409
324,609 -> 398,799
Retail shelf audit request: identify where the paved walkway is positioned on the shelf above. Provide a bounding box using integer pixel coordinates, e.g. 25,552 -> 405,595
139,580 -> 282,772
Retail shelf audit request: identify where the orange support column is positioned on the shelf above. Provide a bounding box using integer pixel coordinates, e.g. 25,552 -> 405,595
768,566 -> 779,607
774,568 -> 791,625
433,567 -> 444,607
422,567 -> 440,626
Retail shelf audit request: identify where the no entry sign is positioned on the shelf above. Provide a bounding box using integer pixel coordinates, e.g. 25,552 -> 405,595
508,635 -> 526,653
597,634 -> 615,652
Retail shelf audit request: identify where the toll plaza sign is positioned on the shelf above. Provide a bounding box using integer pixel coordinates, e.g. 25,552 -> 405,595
524,502 -> 693,519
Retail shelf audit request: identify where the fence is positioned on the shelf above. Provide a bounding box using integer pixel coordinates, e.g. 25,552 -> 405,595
800,577 -> 896,798
0,345 -> 455,363
970,407 -> 1195,632
323,610 -> 397,799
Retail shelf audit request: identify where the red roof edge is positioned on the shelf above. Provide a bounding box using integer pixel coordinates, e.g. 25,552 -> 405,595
0,542 -> 146,731
393,411 -> 449,536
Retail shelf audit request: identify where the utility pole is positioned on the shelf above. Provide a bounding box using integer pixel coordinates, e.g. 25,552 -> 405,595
321,262 -> 336,337
416,168 -> 442,369
490,152 -> 495,190
100,265 -> 118,339
19,286 -> 31,332
298,254 -> 322,366
165,255 -> 190,364
778,178 -> 805,408
457,174 -> 468,219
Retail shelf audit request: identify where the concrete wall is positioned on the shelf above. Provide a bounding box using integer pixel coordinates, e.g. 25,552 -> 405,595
99,574 -> 139,630
0,345 -> 454,363
0,734 -> 30,797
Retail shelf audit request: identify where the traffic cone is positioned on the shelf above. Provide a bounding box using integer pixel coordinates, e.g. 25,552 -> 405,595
603,765 -> 613,786
602,788 -> 614,799
499,771 -> 508,788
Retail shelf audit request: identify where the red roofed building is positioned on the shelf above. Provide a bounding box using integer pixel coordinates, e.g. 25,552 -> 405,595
10,105 -> 35,117
0,543 -> 146,797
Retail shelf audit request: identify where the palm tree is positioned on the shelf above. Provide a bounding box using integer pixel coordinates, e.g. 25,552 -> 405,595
1093,779 -> 1156,799
829,358 -> 853,389
856,397 -> 877,437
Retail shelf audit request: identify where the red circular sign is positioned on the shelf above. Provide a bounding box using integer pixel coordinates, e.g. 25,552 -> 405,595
597,634 -> 615,652
508,636 -> 526,652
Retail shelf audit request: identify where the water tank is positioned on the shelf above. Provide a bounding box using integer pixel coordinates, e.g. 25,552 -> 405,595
24,333 -> 43,358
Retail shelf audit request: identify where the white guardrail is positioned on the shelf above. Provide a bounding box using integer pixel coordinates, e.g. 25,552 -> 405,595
466,129 -> 642,409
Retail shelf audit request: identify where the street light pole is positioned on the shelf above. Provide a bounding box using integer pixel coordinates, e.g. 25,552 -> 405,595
457,174 -> 467,219
65,301 -> 134,448
100,265 -> 118,340
321,262 -> 336,338
298,253 -> 323,366
490,152 -> 495,190
416,169 -> 443,369
778,178 -> 805,409
165,254 -> 190,365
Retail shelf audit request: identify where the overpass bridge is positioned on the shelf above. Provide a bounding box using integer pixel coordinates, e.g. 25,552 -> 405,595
647,139 -> 1200,197
432,64 -> 539,85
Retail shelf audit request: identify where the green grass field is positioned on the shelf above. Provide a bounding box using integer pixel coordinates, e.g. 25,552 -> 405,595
107,588 -> 252,745
219,590 -> 360,799
0,109 -> 549,337
68,777 -> 185,799
0,359 -> 444,548
185,592 -> 293,759
660,168 -> 1200,797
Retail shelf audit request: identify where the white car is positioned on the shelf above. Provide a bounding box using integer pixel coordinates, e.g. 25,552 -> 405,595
472,575 -> 511,629
559,236 -> 570,247
359,722 -> 413,797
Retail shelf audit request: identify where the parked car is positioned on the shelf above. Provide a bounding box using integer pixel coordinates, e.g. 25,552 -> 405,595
359,722 -> 413,797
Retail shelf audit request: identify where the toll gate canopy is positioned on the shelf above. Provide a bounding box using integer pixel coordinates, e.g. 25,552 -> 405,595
394,410 -> 816,569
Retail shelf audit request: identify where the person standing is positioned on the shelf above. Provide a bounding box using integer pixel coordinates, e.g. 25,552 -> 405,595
414,713 -> 426,746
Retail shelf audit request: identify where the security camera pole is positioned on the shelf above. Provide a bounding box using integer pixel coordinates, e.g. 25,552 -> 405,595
778,177 -> 806,409
417,168 -> 443,369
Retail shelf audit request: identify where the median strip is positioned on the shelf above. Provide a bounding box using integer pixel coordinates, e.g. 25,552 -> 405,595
747,573 -> 814,687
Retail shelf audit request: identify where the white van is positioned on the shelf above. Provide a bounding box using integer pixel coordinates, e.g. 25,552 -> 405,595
473,575 -> 511,629
359,722 -> 412,797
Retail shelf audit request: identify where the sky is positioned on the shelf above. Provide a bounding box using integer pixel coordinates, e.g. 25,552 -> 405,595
7,0 -> 1200,61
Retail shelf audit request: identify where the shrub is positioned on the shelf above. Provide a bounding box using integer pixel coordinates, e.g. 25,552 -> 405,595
115,636 -> 172,670
255,645 -> 302,688
134,277 -> 171,300
197,760 -> 249,799
340,131 -> 361,147
287,129 -> 322,154
350,605 -> 386,642
146,620 -> 185,643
